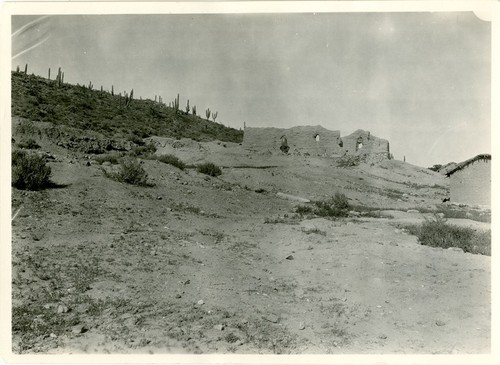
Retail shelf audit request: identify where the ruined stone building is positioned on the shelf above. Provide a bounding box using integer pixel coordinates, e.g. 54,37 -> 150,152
446,154 -> 491,207
243,125 -> 390,162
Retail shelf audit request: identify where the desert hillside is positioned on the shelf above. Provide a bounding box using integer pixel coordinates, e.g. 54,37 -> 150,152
10,70 -> 491,354
11,71 -> 243,143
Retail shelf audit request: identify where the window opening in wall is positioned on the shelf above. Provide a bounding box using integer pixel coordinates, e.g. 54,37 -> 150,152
280,135 -> 289,153
356,137 -> 363,151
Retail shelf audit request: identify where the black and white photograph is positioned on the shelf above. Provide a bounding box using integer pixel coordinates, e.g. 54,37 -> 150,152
2,0 -> 497,361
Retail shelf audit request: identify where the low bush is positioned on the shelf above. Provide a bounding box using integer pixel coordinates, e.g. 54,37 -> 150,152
331,191 -> 350,210
17,138 -> 40,149
336,155 -> 363,167
295,205 -> 314,215
128,142 -> 157,158
314,192 -> 350,218
126,134 -> 145,146
104,157 -> 150,186
15,120 -> 41,136
428,164 -> 443,172
156,154 -> 185,170
94,153 -> 120,165
403,214 -> 490,255
12,150 -> 52,190
197,162 -> 222,177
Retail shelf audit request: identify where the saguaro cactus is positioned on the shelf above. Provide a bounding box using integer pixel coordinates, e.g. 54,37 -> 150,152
48,68 -> 51,80
173,93 -> 180,115
212,111 -> 218,122
185,99 -> 190,114
55,67 -> 63,87
24,64 -> 28,74
125,89 -> 133,107
192,105 -> 197,116
205,108 -> 211,120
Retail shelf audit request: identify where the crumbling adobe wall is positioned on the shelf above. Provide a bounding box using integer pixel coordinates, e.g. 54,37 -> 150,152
243,126 -> 342,156
340,129 -> 390,163
243,125 -> 390,161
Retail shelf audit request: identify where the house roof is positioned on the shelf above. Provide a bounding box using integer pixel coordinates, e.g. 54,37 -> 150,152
445,154 -> 491,177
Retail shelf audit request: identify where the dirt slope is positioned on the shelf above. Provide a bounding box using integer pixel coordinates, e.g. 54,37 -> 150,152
10,129 -> 490,355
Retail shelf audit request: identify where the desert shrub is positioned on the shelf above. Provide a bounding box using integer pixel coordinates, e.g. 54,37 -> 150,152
314,192 -> 350,218
197,162 -> 222,177
17,138 -> 40,149
331,192 -> 350,210
296,205 -> 314,215
106,157 -> 150,186
428,164 -> 442,172
336,155 -> 363,167
129,142 -> 157,158
126,133 -> 145,146
403,214 -> 490,255
12,150 -> 52,190
15,120 -> 41,136
156,154 -> 185,170
94,153 -> 120,165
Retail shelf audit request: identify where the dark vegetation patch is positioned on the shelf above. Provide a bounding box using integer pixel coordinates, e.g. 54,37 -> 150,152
401,215 -> 490,256
94,153 -> 121,165
336,155 -> 364,167
295,192 -> 351,219
12,150 -> 52,190
314,193 -> 350,218
295,205 -> 314,215
102,158 -> 152,186
197,162 -> 222,177
17,138 -> 40,149
128,142 -> 157,158
156,154 -> 186,170
428,164 -> 442,172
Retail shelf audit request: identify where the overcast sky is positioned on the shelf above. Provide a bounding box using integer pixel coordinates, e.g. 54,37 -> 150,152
11,12 -> 491,167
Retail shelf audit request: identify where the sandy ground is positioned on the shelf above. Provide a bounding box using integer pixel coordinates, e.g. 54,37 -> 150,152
10,135 -> 491,354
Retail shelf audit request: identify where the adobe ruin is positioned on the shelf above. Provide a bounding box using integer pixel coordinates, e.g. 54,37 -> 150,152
243,125 -> 390,162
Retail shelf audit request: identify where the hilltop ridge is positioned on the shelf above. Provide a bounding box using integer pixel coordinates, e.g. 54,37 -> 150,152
11,70 -> 243,143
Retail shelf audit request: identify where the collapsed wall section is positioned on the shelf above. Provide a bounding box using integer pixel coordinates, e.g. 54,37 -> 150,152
243,126 -> 342,156
243,125 -> 390,161
341,129 -> 390,163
